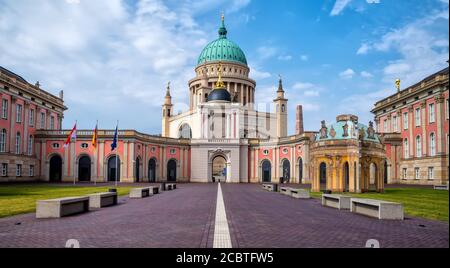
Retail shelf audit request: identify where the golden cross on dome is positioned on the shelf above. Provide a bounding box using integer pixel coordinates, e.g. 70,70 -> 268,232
221,11 -> 224,22
395,79 -> 400,91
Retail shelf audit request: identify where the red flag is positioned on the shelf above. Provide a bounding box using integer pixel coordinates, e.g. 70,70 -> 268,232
64,123 -> 77,147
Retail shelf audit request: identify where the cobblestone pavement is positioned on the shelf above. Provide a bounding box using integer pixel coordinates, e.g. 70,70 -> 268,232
221,184 -> 449,248
0,183 -> 217,248
0,183 -> 448,248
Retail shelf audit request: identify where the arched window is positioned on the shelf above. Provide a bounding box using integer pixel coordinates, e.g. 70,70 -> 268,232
429,133 -> 436,156
178,124 -> 192,139
28,135 -> 33,155
0,129 -> 6,152
403,138 -> 409,159
15,132 -> 21,154
415,135 -> 422,157
281,104 -> 285,112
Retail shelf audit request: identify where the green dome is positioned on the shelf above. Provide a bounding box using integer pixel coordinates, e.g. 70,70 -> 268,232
197,18 -> 247,66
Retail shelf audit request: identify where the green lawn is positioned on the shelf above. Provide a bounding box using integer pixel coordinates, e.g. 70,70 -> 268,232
310,188 -> 449,222
0,184 -> 133,218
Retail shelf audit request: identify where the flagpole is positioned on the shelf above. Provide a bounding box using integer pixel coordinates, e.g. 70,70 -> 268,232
73,120 -> 77,186
94,119 -> 98,186
115,120 -> 119,187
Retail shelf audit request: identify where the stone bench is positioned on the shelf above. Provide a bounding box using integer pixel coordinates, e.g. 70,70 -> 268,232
433,184 -> 449,190
289,188 -> 310,199
36,196 -> 89,218
166,183 -> 176,190
350,198 -> 404,220
148,186 -> 160,194
280,186 -> 290,195
322,194 -> 351,210
262,183 -> 277,192
129,187 -> 151,198
88,192 -> 118,208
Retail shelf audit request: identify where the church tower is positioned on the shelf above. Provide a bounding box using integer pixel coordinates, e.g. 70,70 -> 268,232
162,82 -> 173,137
274,77 -> 288,137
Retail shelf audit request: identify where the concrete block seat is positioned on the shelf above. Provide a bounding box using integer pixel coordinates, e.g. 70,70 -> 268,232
321,194 -> 351,210
129,187 -> 151,198
433,182 -> 449,190
262,183 -> 277,192
36,196 -> 89,218
166,183 -> 176,190
350,198 -> 404,220
148,186 -> 160,194
280,186 -> 290,195
289,188 -> 310,199
88,192 -> 118,208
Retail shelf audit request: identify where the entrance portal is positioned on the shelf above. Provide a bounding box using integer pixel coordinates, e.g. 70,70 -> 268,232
78,155 -> 91,182
212,156 -> 227,182
107,156 -> 120,182
148,158 -> 156,182
167,159 -> 177,182
49,155 -> 62,182
261,160 -> 271,182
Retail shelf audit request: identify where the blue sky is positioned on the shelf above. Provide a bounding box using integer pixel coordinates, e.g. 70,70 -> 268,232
0,0 -> 448,134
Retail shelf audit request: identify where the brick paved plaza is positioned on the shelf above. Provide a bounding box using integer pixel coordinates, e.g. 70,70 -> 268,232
0,183 -> 448,248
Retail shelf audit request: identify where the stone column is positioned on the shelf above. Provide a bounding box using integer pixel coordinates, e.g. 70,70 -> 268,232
421,101 -> 427,156
435,94 -> 445,154
40,141 -> 46,180
123,141 -> 128,181
23,102 -> 29,154
9,96 -> 15,152
129,142 -> 135,182
408,106 -> 414,156
99,141 -> 105,181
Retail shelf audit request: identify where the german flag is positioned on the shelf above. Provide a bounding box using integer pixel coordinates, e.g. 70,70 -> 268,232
92,121 -> 98,149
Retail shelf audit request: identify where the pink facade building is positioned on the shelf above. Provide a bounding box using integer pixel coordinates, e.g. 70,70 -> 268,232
372,67 -> 449,185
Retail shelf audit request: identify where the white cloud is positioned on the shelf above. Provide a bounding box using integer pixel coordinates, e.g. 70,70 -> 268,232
370,6 -> 449,87
366,0 -> 380,3
356,43 -> 370,55
277,55 -> 292,61
249,65 -> 271,80
293,82 -> 314,90
66,0 -> 80,4
300,54 -> 309,61
256,46 -> 278,60
304,90 -> 320,97
330,0 -> 352,16
1,0 -> 251,133
339,68 -> 355,79
360,71 -> 373,78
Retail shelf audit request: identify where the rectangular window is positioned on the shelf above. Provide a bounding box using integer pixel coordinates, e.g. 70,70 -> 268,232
383,119 -> 388,132
403,112 -> 408,130
428,167 -> 434,180
403,139 -> 409,159
1,163 -> 7,177
402,168 -> 407,180
415,108 -> 421,126
414,168 -> 420,180
50,116 -> 55,130
29,165 -> 34,177
1,99 -> 8,119
393,116 -> 398,132
16,164 -> 22,177
29,109 -> 35,126
15,133 -> 20,154
16,104 -> 22,123
40,112 -> 45,129
428,103 -> 435,123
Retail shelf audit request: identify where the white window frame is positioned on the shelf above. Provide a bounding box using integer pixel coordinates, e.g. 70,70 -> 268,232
429,133 -> 436,156
29,109 -> 35,126
403,112 -> 408,130
16,164 -> 22,177
29,165 -> 34,177
403,139 -> 409,159
446,99 -> 449,120
428,167 -> 434,180
28,135 -> 33,155
402,168 -> 407,180
383,119 -> 388,132
0,129 -> 6,153
415,135 -> 422,157
415,107 -> 421,126
1,163 -> 7,177
50,116 -> 55,130
414,167 -> 420,180
40,112 -> 45,129
392,115 -> 398,132
15,132 -> 21,154
16,104 -> 22,123
1,99 -> 8,119
428,103 -> 435,123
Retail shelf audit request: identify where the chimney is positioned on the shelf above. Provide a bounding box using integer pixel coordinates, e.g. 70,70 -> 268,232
296,105 -> 304,135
